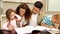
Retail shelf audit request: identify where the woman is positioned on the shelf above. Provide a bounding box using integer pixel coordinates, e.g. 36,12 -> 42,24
41,14 -> 60,29
16,3 -> 32,27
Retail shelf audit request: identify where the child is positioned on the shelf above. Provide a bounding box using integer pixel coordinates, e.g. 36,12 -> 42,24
2,9 -> 21,34
41,14 -> 60,29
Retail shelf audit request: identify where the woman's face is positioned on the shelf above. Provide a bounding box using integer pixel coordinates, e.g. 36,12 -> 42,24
10,12 -> 15,20
19,8 -> 26,16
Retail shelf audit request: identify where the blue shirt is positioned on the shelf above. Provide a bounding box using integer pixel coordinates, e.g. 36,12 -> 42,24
42,15 -> 55,26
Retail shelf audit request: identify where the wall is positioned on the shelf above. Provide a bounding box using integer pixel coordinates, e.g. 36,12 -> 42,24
48,0 -> 60,11
46,0 -> 60,14
3,2 -> 34,13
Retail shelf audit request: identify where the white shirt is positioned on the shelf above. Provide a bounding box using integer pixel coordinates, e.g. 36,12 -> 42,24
20,16 -> 27,27
2,19 -> 17,30
29,14 -> 38,26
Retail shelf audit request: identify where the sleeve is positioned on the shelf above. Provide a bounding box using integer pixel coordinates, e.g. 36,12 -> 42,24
15,14 -> 21,20
2,23 -> 9,30
42,15 -> 53,26
42,15 -> 51,25
42,16 -> 48,24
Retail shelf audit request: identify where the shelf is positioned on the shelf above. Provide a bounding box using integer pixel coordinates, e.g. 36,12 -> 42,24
3,0 -> 42,4
3,1 -> 34,4
3,1 -> 35,4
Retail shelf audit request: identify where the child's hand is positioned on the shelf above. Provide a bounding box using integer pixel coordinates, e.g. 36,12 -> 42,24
54,22 -> 60,29
8,24 -> 14,30
15,14 -> 21,20
48,26 -> 54,28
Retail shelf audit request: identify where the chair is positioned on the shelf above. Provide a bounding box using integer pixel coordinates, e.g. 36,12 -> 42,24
0,30 -> 3,34
2,29 -> 10,34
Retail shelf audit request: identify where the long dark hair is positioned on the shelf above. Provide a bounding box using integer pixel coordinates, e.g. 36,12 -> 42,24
16,3 -> 32,21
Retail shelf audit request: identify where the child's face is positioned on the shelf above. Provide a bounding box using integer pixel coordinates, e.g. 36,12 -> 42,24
52,16 -> 60,24
19,8 -> 26,16
10,12 -> 15,20
32,6 -> 40,14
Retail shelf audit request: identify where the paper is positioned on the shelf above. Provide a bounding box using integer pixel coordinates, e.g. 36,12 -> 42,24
15,26 -> 59,34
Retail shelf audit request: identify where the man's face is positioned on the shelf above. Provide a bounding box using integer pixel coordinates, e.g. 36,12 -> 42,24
32,6 -> 40,14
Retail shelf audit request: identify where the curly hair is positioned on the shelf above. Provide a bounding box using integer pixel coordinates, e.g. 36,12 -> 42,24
16,3 -> 32,21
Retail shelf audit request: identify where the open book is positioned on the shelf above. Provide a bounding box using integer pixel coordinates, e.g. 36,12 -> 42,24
15,26 -> 59,34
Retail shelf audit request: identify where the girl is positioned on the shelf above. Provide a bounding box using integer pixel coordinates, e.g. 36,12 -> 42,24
2,9 -> 21,34
16,3 -> 32,27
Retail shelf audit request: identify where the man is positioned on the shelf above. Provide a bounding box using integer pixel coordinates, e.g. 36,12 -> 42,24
29,1 -> 44,26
